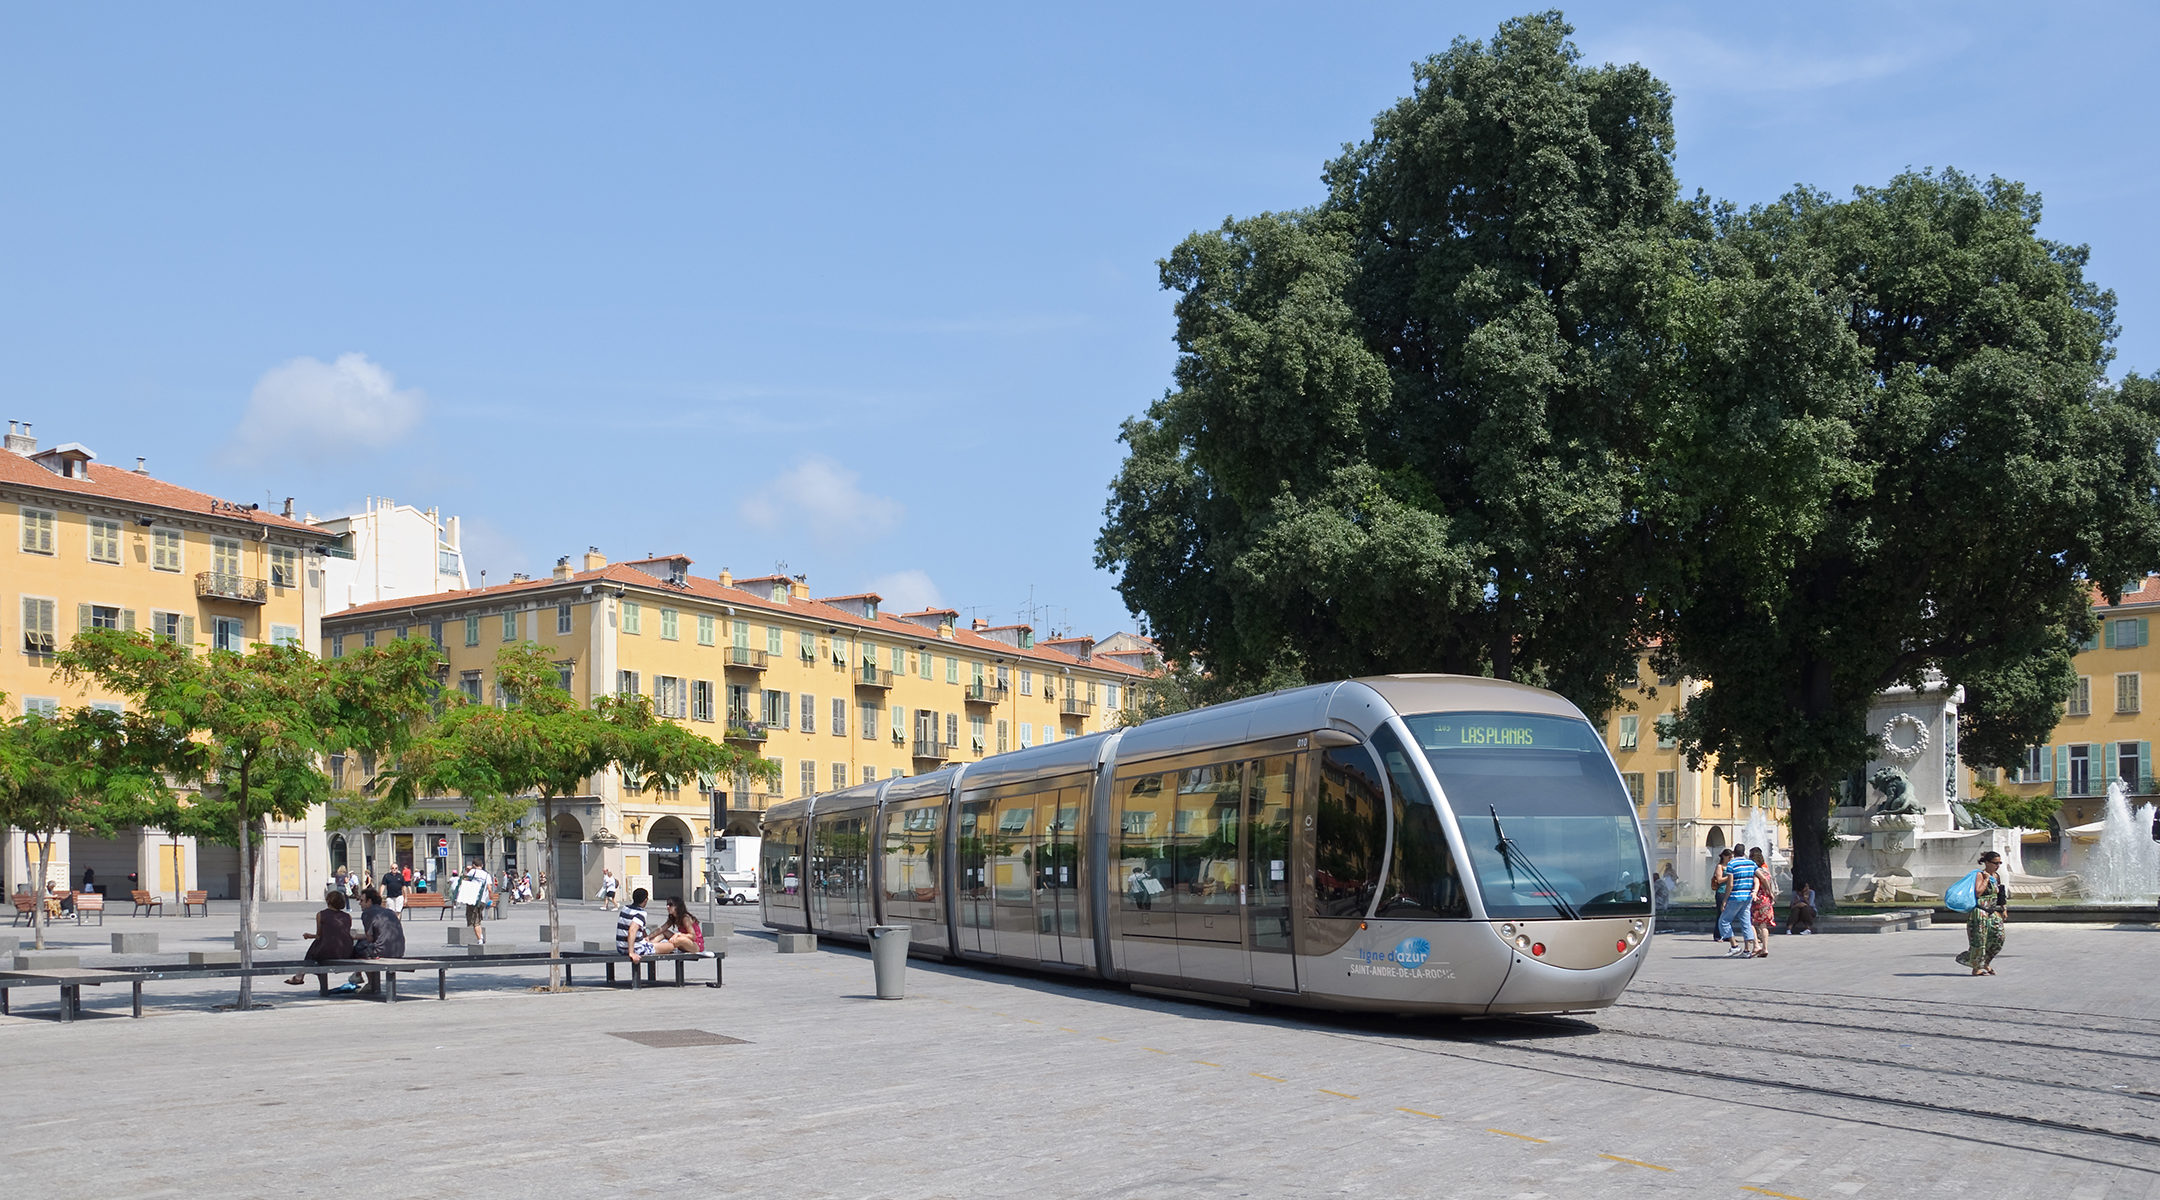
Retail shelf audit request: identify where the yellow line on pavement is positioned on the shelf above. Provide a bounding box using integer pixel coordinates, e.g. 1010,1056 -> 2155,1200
1250,1073 -> 1284,1082
1396,1108 -> 1444,1120
1056,1027 -> 1080,1033
1739,1189 -> 1812,1200
1192,1060 -> 1222,1067
1020,1019 -> 1042,1024
1486,1128 -> 1549,1144
1144,1047 -> 1173,1055
1599,1154 -> 1671,1172
1317,1089 -> 1359,1099
1097,1036 -> 1120,1043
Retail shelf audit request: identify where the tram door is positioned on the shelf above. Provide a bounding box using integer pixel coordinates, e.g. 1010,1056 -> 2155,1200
990,796 -> 1039,961
1173,763 -> 1246,986
957,799 -> 992,953
1245,754 -> 1299,992
1038,789 -> 1086,966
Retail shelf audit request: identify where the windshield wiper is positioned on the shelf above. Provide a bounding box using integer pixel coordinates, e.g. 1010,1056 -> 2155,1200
1488,804 -> 1580,921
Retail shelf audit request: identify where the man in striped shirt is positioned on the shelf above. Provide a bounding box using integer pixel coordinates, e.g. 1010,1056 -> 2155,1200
1721,846 -> 1759,958
616,888 -> 654,960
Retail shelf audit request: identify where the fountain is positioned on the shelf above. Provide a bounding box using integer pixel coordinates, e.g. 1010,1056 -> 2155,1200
1740,808 -> 1778,857
2087,781 -> 2160,902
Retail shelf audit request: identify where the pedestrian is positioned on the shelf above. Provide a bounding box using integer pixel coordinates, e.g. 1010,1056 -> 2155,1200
650,897 -> 703,956
457,860 -> 491,946
353,886 -> 406,996
81,866 -> 96,895
1748,847 -> 1776,956
381,864 -> 406,913
1652,864 -> 1675,910
401,862 -> 413,886
287,890 -> 355,989
1710,849 -> 1734,942
601,867 -> 619,911
537,869 -> 548,901
615,887 -> 655,961
1957,851 -> 2008,976
1790,883 -> 1817,934
1720,846 -> 1759,958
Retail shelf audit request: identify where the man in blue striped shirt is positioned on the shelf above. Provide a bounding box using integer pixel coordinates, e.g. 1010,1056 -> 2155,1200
1720,846 -> 1759,958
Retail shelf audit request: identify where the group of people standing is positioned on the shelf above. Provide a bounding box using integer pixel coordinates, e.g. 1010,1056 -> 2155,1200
1710,844 -> 1817,957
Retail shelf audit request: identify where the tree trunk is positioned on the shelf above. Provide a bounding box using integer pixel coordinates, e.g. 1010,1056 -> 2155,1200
542,794 -> 563,989
236,758 -> 257,1011
30,833 -> 51,951
1789,780 -> 1836,913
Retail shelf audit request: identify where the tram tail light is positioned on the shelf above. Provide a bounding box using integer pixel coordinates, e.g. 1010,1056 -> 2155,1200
1530,943 -> 1545,957
1616,939 -> 1629,954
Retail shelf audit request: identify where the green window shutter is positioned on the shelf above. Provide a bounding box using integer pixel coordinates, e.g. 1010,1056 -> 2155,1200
2104,743 -> 2118,789
77,603 -> 91,632
2140,618 -> 2150,647
121,609 -> 135,632
2054,746 -> 2070,798
2039,746 -> 2053,782
180,615 -> 195,649
2143,743 -> 2155,792
2105,621 -> 2117,649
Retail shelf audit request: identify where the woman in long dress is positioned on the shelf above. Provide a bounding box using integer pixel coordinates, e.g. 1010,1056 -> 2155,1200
1958,851 -> 2007,975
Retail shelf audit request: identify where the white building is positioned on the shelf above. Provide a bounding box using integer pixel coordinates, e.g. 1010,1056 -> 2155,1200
308,497 -> 468,611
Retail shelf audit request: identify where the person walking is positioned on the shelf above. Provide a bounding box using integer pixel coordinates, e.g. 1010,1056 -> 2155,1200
1957,851 -> 2008,975
1720,846 -> 1759,958
381,864 -> 406,914
601,867 -> 619,911
1710,848 -> 1734,944
457,860 -> 492,946
1748,847 -> 1776,956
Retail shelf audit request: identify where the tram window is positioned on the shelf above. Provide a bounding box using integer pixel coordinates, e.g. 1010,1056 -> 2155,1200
1314,744 -> 1386,918
1117,774 -> 1172,916
992,799 -> 1035,904
882,806 -> 940,913
1246,756 -> 1297,952
1374,725 -> 1469,918
1175,765 -> 1241,909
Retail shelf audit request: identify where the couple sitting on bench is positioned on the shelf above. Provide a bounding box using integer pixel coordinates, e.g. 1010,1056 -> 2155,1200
615,888 -> 704,962
287,887 -> 406,993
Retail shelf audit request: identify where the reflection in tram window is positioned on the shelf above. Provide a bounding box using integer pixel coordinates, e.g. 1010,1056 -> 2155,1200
882,805 -> 942,919
1117,775 -> 1170,924
992,800 -> 1034,904
1245,756 -> 1296,954
1174,765 -> 1241,911
1374,726 -> 1470,918
1314,744 -> 1386,918
957,801 -> 992,929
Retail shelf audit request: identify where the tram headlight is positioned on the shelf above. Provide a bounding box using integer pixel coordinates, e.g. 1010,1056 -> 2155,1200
1514,934 -> 1530,950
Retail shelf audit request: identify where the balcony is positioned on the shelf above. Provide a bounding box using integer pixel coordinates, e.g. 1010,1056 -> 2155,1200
855,666 -> 894,691
196,572 -> 268,604
725,712 -> 769,743
723,647 -> 769,673
1060,697 -> 1093,718
912,738 -> 950,763
963,681 -> 1007,706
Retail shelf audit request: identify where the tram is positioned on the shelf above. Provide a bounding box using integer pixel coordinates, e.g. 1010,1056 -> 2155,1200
759,675 -> 1652,1016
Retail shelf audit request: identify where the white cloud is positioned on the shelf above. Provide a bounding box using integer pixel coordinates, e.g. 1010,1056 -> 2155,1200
737,456 -> 903,546
869,569 -> 944,615
226,352 -> 424,461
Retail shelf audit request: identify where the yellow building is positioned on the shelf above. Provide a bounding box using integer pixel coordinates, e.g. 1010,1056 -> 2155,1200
1977,577 -> 2160,833
319,548 -> 1151,904
1604,657 -> 1785,895
1,421 -> 329,902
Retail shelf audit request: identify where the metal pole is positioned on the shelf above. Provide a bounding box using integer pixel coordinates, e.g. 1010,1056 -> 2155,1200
706,789 -> 720,929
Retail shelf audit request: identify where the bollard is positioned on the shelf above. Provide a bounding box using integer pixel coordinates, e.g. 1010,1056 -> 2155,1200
13,951 -> 81,970
189,950 -> 241,966
0,936 -> 18,957
867,925 -> 910,999
111,932 -> 158,954
232,930 -> 277,952
538,925 -> 575,943
447,927 -> 479,946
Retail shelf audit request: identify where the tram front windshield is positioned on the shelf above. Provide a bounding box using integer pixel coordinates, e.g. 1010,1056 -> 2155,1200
1402,712 -> 1650,920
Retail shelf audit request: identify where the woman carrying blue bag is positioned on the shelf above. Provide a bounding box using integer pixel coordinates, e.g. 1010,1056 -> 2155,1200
1952,851 -> 2007,976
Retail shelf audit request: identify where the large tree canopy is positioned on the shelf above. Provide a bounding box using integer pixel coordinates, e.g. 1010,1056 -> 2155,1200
1098,11 -> 1678,719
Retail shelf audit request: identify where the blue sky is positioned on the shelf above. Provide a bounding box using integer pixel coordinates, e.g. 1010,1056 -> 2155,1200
5,3 -> 2155,637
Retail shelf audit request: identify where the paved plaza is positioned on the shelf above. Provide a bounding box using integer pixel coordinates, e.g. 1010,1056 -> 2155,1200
5,902 -> 2159,1199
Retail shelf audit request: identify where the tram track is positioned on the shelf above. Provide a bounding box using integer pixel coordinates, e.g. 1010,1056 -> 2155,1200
1630,979 -> 2160,1044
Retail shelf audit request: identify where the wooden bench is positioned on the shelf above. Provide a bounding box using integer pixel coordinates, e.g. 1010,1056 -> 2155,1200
10,893 -> 33,926
403,892 -> 450,919
130,890 -> 163,917
181,891 -> 209,917
73,894 -> 105,926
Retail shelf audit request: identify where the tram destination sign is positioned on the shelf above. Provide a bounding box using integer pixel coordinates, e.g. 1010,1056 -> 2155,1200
1414,713 -> 1596,753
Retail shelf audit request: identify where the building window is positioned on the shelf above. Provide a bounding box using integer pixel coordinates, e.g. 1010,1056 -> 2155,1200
832,698 -> 847,738
1655,770 -> 1677,806
918,651 -> 931,680
767,625 -> 783,656
1107,682 -> 1120,710
557,601 -> 573,635
2069,744 -> 2092,796
438,546 -> 460,575
2069,676 -> 2092,716
362,630 -> 376,649
19,507 -> 55,555
1019,669 -> 1033,696
997,665 -> 1010,690
2119,742 -> 2144,790
946,656 -> 958,684
945,712 -> 959,748
891,704 -> 905,741
2026,745 -> 2045,780
23,696 -> 58,718
617,670 -> 640,696
502,612 -> 519,642
621,602 -> 641,635
464,615 -> 481,646
861,703 -> 877,740
212,616 -> 245,653
330,632 -> 345,658
270,624 -> 300,648
996,719 -> 1009,753
151,528 -> 182,572
970,715 -> 986,753
698,614 -> 716,646
1621,772 -> 1644,807
1736,766 -> 1756,807
22,597 -> 57,655
2117,673 -> 2141,714
2107,617 -> 2149,649
428,619 -> 444,648
661,608 -> 679,641
557,664 -> 574,693
890,645 -> 903,673
832,763 -> 847,791
655,676 -> 687,719
269,547 -> 299,589
212,537 -> 241,579
692,680 -> 715,722
460,671 -> 483,703
1018,723 -> 1032,749
862,766 -> 876,786
799,761 -> 816,798
87,518 -> 121,564
800,694 -> 816,734
88,604 -> 122,630
733,620 -> 750,650
1654,715 -> 1677,750
1617,715 -> 1639,751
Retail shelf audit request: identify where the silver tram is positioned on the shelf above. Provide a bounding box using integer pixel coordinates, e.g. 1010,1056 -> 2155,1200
759,675 -> 1653,1016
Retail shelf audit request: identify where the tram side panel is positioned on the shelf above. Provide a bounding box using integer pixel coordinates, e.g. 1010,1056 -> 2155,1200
759,817 -> 810,933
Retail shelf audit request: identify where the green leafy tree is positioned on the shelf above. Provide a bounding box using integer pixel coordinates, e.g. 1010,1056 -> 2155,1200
325,787 -> 414,892
1098,12 -> 1678,719
1963,778 -> 2062,833
60,633 -> 442,1008
1649,170 -> 2160,905
0,707 -> 174,949
455,793 -> 530,879
391,644 -> 772,984
140,793 -> 228,911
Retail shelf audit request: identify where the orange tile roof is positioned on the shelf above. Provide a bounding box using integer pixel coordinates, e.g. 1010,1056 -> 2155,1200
0,450 -> 317,533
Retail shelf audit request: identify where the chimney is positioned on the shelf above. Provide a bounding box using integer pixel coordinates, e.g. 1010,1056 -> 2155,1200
582,546 -> 606,571
281,497 -> 294,518
717,568 -> 733,588
553,555 -> 574,582
790,576 -> 811,601
972,618 -> 990,631
3,421 -> 34,455
135,456 -> 148,474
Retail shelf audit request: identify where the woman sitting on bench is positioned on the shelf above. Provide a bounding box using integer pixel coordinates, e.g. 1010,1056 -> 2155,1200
287,890 -> 355,988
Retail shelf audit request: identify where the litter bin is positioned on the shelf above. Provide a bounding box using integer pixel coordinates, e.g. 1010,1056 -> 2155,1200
867,924 -> 910,1000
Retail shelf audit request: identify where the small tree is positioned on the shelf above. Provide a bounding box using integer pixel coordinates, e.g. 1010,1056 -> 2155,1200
455,793 -> 529,881
61,632 -> 441,1009
140,793 -> 228,911
0,707 -> 171,949
325,790 -> 415,890
394,644 -> 773,986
